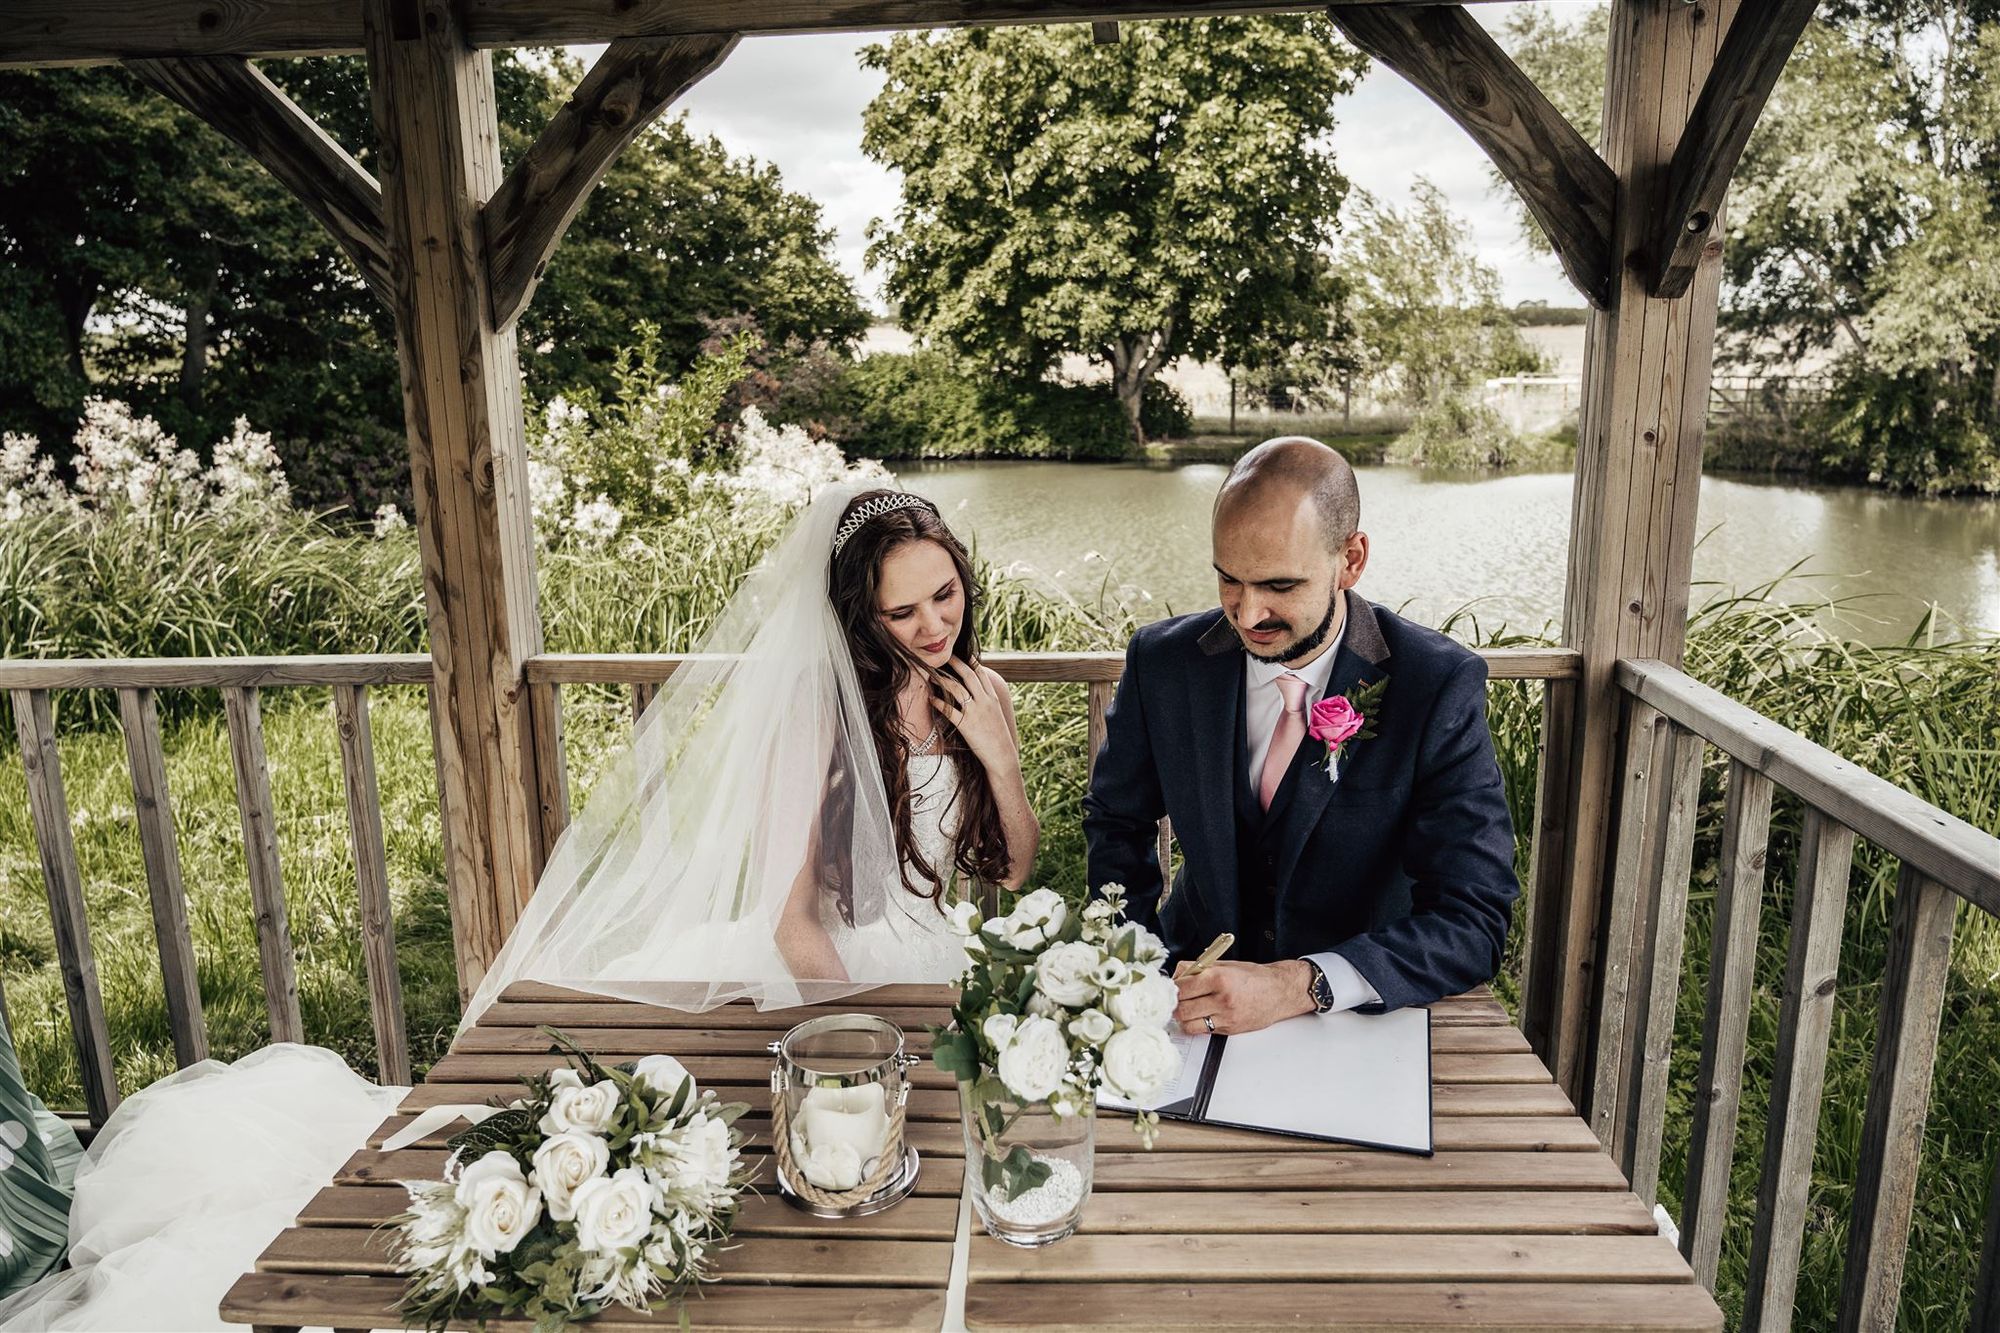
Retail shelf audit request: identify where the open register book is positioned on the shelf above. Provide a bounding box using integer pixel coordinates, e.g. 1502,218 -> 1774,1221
1098,1005 -> 1433,1155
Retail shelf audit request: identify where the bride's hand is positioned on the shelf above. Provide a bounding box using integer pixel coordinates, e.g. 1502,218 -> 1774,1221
931,657 -> 1018,772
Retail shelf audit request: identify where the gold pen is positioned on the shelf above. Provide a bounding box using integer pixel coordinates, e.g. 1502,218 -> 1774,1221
1182,933 -> 1235,976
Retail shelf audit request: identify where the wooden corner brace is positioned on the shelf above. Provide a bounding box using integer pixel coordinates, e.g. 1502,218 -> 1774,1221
482,32 -> 740,332
125,55 -> 394,309
1648,0 -> 1820,299
1330,5 -> 1617,310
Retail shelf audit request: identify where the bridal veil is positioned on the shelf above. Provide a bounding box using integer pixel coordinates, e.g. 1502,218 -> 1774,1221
461,482 -> 923,1026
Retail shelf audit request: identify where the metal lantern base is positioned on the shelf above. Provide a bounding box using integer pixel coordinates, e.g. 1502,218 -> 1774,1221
775,1145 -> 922,1218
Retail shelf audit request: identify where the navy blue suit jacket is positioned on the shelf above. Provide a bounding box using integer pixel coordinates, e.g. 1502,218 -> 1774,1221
1082,590 -> 1518,1013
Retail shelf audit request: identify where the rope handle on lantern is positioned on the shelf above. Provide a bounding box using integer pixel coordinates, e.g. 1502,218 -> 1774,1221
769,1090 -> 910,1208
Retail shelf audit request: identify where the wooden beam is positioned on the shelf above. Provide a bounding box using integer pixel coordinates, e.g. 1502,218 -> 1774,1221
1647,0 -> 1819,298
1092,21 -> 1123,43
1329,6 -> 1617,309
363,0 -> 551,998
485,33 -> 738,331
1521,0 -> 1740,1106
125,55 -> 393,308
2,0 -> 1525,68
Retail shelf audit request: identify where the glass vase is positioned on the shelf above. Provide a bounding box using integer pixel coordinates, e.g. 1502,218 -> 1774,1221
957,1084 -> 1094,1247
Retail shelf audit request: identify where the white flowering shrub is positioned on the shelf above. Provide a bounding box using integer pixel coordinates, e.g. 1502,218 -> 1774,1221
695,407 -> 893,512
0,400 -> 294,525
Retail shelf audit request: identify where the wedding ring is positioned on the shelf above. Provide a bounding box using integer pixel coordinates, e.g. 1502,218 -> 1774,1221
1203,1015 -> 1216,1034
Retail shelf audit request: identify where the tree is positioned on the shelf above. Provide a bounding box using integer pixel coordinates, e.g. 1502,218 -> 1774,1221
0,52 -> 868,513
1502,3 -> 2000,494
1332,180 -> 1546,409
860,18 -> 1366,446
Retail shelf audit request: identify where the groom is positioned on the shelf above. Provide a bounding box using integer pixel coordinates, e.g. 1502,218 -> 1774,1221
1084,437 -> 1517,1035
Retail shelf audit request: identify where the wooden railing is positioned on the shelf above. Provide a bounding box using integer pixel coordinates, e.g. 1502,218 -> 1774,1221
1589,658 -> 2000,1332
1,646 -> 1575,1130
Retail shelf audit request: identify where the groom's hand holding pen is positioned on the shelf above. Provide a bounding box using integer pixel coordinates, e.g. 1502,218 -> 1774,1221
1173,932 -> 1318,1036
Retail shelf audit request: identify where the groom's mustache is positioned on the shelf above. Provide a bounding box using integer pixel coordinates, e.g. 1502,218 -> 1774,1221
1247,619 -> 1289,633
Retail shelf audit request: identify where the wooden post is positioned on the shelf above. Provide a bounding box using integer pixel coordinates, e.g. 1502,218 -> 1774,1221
363,0 -> 549,1000
1521,0 -> 1741,1105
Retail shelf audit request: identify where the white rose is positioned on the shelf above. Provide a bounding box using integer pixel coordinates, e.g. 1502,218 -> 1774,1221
1026,991 -> 1060,1018
797,1139 -> 863,1191
1090,956 -> 1135,991
1007,888 -> 1068,948
531,1131 -> 609,1222
549,1068 -> 584,1089
1101,1025 -> 1179,1101
540,1078 -> 621,1136
454,1151 -> 542,1258
981,1012 -> 1019,1050
1107,971 -> 1178,1032
1067,1008 -> 1115,1047
1034,941 -> 1103,1007
571,1167 -> 660,1255
996,1014 -> 1069,1103
631,1054 -> 692,1100
945,900 -> 982,936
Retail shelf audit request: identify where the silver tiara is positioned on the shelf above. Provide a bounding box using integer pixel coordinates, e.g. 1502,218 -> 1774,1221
832,493 -> 935,555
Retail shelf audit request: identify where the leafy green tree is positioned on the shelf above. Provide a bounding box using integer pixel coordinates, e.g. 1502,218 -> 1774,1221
1502,3 -> 2000,493
860,18 -> 1365,446
0,52 -> 867,513
1335,180 -> 1547,409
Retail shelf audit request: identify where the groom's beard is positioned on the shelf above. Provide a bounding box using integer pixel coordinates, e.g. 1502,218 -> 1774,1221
1241,591 -> 1340,665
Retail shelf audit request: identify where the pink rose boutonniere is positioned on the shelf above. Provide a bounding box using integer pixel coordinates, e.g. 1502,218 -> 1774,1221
1307,677 -> 1387,779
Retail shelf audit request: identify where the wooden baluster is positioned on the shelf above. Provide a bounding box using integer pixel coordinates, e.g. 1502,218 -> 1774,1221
1588,696 -> 1664,1153
333,685 -> 410,1087
631,680 -> 656,725
528,680 -> 570,865
1837,865 -> 1957,1332
9,688 -> 120,1122
1086,681 -> 1112,784
1621,721 -> 1705,1204
1975,1144 -> 2000,1331
1742,809 -> 1856,1330
222,685 -> 304,1045
1682,759 -> 1774,1287
116,686 -> 207,1068
1519,674 -> 1578,1048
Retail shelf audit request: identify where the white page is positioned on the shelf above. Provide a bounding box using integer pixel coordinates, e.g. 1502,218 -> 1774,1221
1199,1006 -> 1432,1153
1096,1031 -> 1211,1114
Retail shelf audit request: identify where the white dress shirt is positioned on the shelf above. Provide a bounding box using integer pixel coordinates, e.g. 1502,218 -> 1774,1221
1240,617 -> 1383,1013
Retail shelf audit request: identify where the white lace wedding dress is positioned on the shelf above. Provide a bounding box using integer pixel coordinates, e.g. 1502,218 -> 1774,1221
835,750 -> 974,983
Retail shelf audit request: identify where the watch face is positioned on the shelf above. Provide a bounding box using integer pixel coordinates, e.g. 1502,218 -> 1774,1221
1311,969 -> 1335,1011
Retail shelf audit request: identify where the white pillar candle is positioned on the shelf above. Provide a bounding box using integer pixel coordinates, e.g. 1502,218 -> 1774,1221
797,1082 -> 891,1173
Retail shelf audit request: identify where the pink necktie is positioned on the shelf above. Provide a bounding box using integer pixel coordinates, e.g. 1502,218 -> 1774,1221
1260,673 -> 1310,811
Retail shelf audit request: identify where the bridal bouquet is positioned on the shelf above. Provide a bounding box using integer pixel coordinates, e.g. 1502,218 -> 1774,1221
931,884 -> 1180,1201
390,1030 -> 751,1332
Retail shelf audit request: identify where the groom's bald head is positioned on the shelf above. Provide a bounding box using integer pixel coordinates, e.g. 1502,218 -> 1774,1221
1214,436 -> 1360,551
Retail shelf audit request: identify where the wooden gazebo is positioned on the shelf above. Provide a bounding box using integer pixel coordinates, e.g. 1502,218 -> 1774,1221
3,3 -> 1997,1330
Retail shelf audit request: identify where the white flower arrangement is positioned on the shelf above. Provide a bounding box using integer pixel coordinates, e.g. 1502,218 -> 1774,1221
930,884 -> 1174,1200
391,1029 -> 749,1331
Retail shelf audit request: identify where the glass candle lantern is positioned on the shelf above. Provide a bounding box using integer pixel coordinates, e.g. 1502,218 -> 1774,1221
769,1013 -> 921,1217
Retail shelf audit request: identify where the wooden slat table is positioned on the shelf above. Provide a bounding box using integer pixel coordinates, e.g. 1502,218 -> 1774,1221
219,983 -> 1721,1332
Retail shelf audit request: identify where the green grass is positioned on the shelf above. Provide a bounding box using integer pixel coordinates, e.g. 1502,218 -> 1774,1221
0,507 -> 1995,1330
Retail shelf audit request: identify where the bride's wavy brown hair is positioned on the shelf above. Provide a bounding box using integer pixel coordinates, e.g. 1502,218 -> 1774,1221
822,490 -> 1010,919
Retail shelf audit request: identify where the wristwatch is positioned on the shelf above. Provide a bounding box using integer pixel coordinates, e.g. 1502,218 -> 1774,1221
1302,958 -> 1336,1014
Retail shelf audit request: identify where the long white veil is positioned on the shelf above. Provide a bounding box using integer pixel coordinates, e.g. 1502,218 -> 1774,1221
461,482 -> 940,1027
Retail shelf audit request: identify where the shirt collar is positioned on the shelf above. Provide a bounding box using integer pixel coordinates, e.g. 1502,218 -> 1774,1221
1245,613 -> 1347,698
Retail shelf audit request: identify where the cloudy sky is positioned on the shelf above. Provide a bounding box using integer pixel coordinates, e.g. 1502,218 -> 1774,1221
617,6 -> 1577,314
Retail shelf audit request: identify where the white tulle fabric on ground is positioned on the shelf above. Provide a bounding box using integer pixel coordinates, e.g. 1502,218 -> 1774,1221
0,1045 -> 407,1332
461,482 -> 974,1027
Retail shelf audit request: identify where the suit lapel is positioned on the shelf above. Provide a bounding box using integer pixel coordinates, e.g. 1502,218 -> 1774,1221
1189,612 -> 1243,927
1270,590 -> 1392,895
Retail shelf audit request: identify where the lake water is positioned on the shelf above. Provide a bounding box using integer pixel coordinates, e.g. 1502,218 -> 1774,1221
903,460 -> 2000,644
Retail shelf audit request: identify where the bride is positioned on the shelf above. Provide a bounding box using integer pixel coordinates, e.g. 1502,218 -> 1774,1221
0,484 -> 1036,1332
461,483 -> 1040,1021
